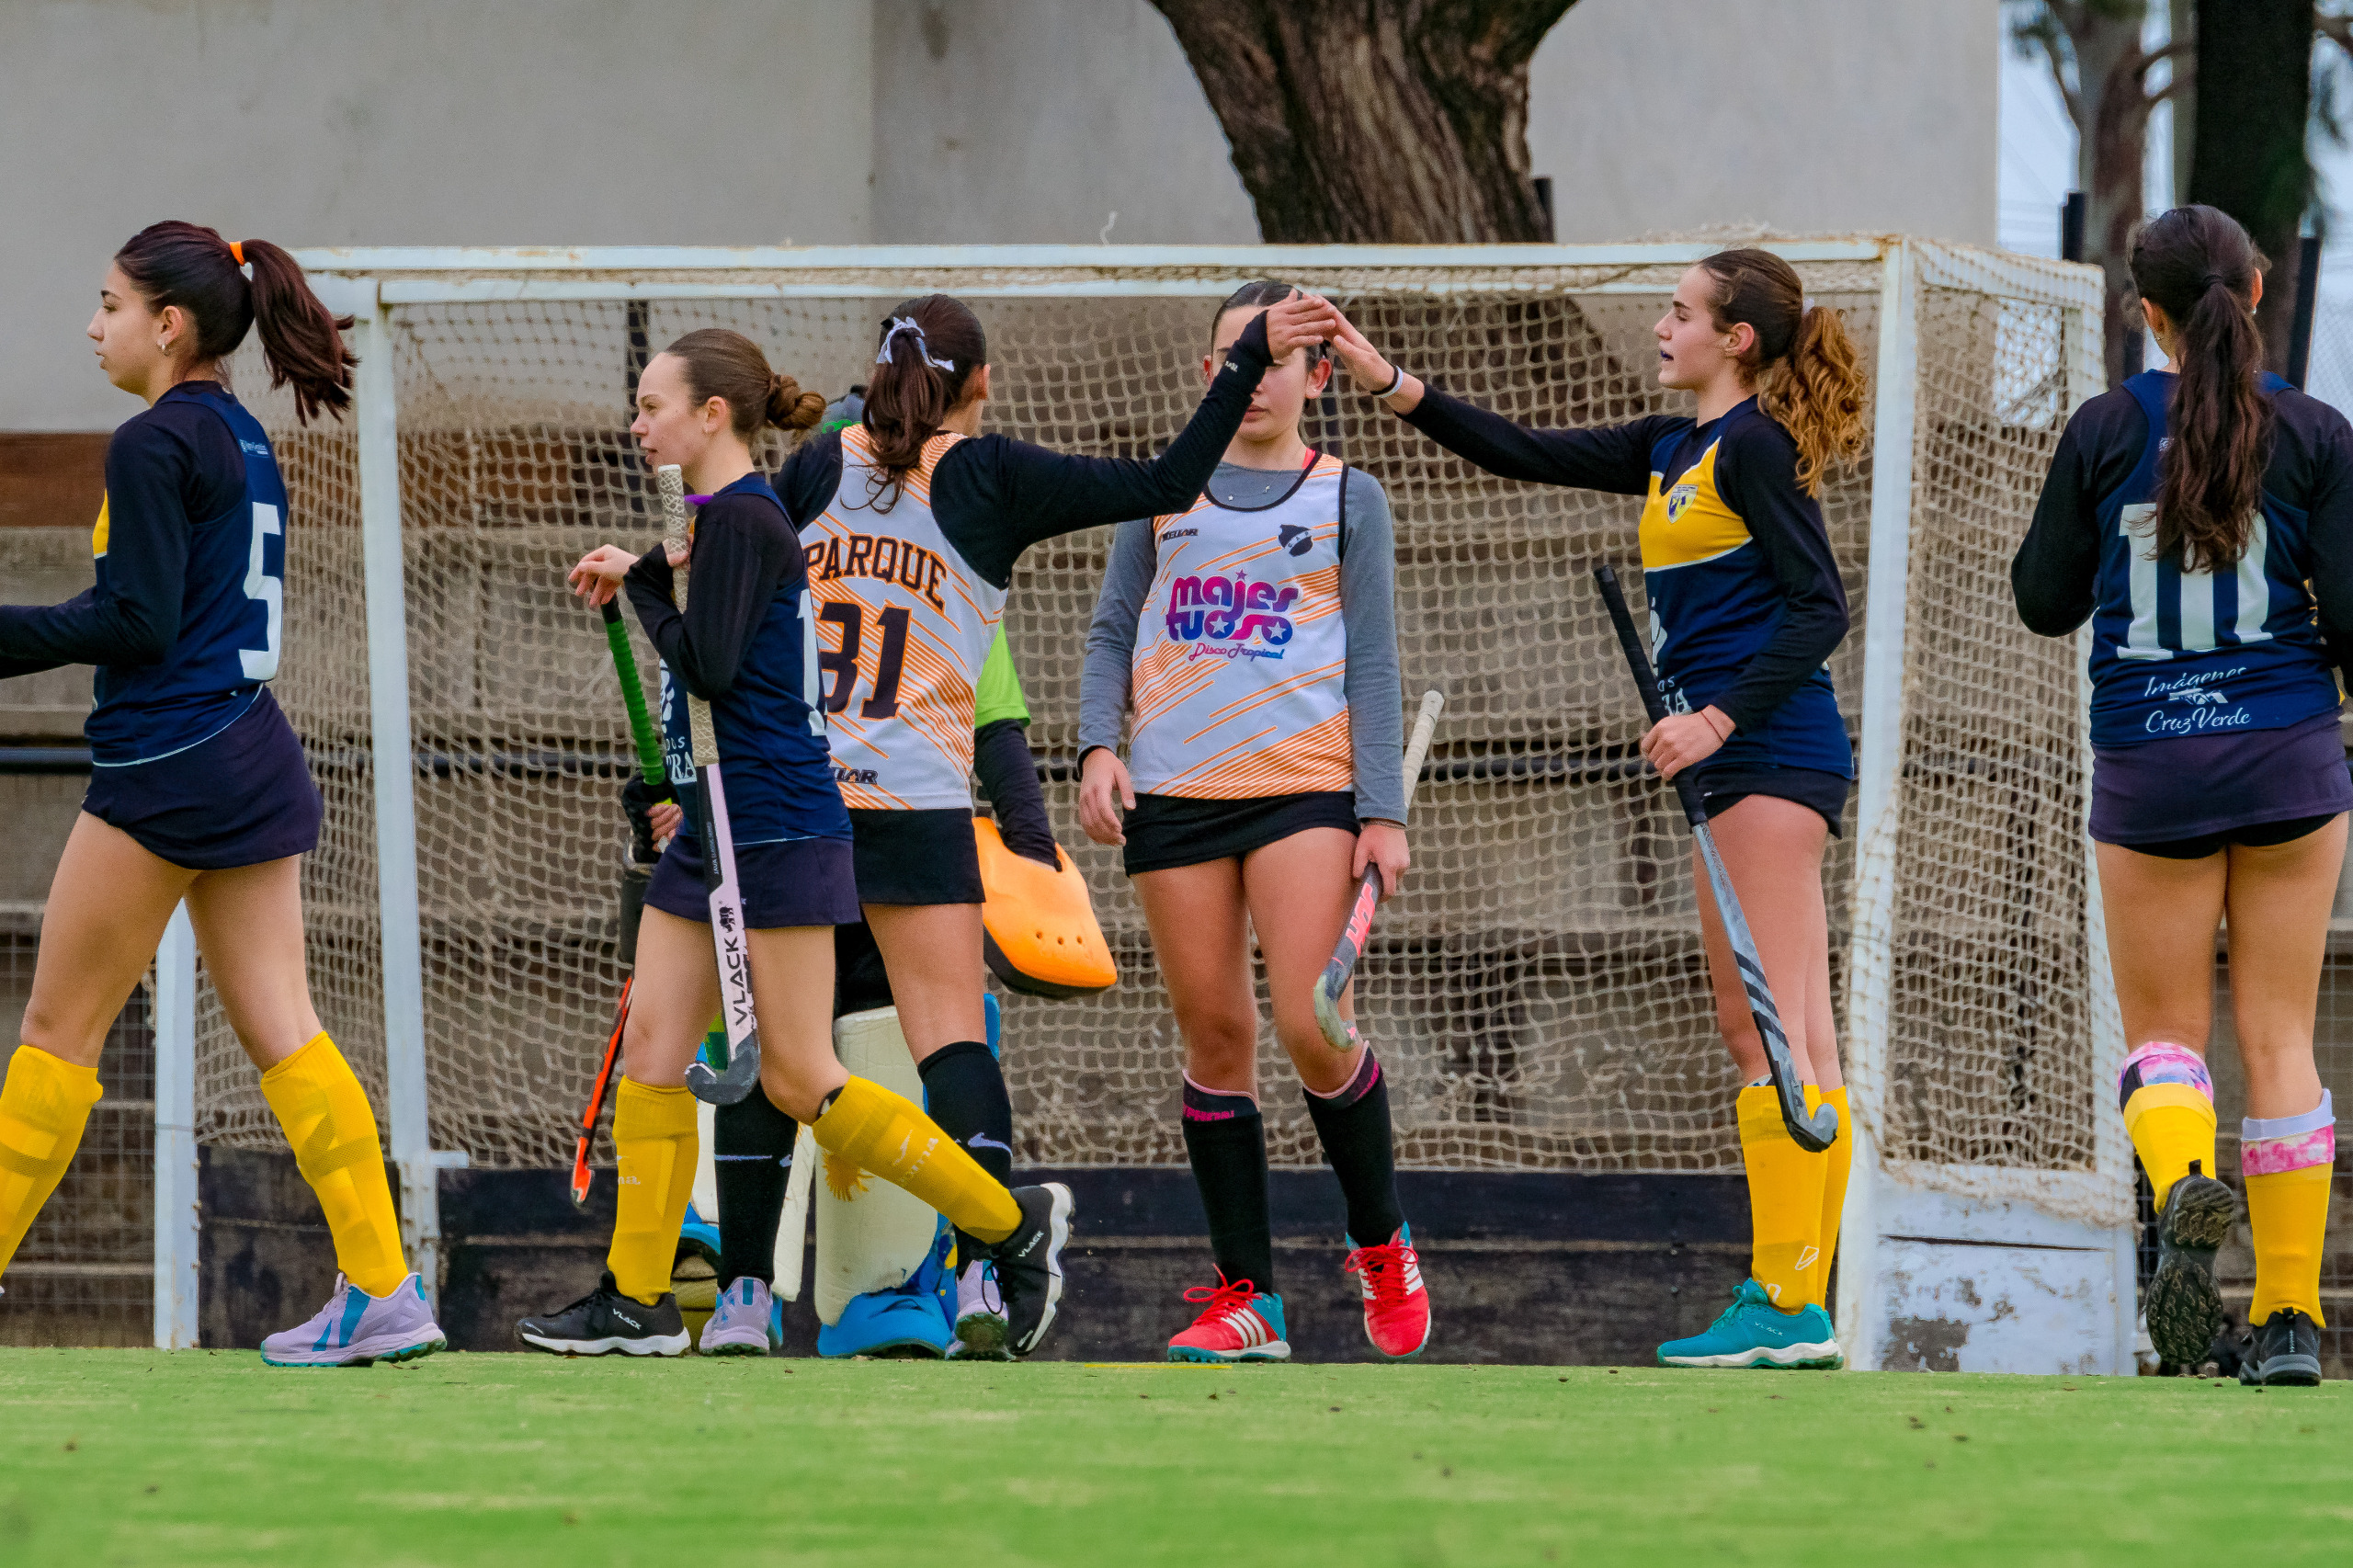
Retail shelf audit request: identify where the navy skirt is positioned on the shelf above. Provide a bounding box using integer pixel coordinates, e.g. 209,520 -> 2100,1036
645,832 -> 861,930
82,688 -> 323,870
2090,712 -> 2352,850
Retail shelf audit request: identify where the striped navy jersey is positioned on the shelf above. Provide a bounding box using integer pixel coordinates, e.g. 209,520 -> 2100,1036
2086,371 -> 2342,747
88,383 -> 287,765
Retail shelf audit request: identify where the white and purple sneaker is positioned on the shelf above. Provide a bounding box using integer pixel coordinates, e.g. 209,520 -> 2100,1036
699,1277 -> 779,1357
260,1273 -> 447,1369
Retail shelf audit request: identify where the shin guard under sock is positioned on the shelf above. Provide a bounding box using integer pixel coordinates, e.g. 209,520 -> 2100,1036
2244,1091 -> 2336,1326
2118,1042 -> 2217,1214
1808,1085 -> 1852,1312
1738,1084 -> 1828,1312
918,1040 -> 1015,1263
0,1045 -> 102,1280
813,1075 -> 1021,1244
1181,1076 -> 1276,1292
713,1088 -> 799,1288
1303,1050 -> 1405,1246
607,1078 -> 699,1304
259,1033 -> 407,1298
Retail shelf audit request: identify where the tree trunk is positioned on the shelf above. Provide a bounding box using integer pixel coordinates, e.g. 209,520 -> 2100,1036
2071,3 -> 2159,389
2187,0 -> 2315,376
1149,0 -> 1577,244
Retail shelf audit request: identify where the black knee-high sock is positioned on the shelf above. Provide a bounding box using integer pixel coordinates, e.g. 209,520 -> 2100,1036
1304,1051 -> 1405,1245
713,1089 -> 798,1288
1181,1077 -> 1276,1294
918,1040 -> 1013,1263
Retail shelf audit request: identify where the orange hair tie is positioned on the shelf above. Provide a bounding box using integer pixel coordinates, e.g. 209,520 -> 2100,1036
230,241 -> 244,266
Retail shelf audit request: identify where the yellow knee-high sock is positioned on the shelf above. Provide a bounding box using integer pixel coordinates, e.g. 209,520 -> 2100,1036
1805,1085 -> 1852,1312
2244,1092 -> 2336,1327
2117,1041 -> 2216,1213
813,1076 -> 1022,1244
607,1078 -> 699,1305
1739,1085 -> 1828,1312
260,1033 -> 408,1298
0,1045 -> 102,1280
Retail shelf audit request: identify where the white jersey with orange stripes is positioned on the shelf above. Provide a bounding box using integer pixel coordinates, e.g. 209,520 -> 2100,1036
802,426 -> 1006,810
1127,454 -> 1352,798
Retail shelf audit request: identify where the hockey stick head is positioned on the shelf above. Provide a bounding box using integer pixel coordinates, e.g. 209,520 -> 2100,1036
685,1040 -> 762,1106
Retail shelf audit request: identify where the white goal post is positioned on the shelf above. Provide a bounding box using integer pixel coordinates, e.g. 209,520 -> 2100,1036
156,239 -> 2120,1371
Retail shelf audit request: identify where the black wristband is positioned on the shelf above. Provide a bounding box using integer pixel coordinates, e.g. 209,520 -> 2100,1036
1372,364 -> 1405,399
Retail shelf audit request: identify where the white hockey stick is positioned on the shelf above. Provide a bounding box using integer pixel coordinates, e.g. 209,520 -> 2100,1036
659,463 -> 764,1107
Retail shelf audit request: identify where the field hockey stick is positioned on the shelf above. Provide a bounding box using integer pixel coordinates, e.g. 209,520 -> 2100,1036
658,463 -> 765,1108
570,605 -> 672,1207
1593,564 -> 1838,1153
1312,688 -> 1446,1052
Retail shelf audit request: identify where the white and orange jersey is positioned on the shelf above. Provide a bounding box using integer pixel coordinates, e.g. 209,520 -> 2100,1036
802,426 -> 1006,810
1127,453 -> 1352,798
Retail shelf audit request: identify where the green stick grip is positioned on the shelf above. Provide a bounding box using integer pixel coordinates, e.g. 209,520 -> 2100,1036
601,599 -> 665,784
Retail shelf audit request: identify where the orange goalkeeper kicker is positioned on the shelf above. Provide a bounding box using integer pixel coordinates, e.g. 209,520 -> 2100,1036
976,817 -> 1117,997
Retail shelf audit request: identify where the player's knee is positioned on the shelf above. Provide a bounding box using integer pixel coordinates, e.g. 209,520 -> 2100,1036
17,998 -> 107,1068
1181,1014 -> 1258,1086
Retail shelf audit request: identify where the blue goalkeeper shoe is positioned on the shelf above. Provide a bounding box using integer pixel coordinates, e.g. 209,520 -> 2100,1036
819,1224 -> 956,1359
676,1201 -> 722,1272
1657,1278 -> 1842,1369
261,1273 -> 447,1368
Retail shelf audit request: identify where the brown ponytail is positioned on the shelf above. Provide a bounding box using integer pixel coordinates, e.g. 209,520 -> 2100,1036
862,295 -> 985,510
2130,205 -> 2273,574
1696,248 -> 1868,495
114,222 -> 356,425
662,328 -> 824,439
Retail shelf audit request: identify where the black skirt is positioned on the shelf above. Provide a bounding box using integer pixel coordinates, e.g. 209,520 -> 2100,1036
1121,790 -> 1362,875
848,807 -> 984,905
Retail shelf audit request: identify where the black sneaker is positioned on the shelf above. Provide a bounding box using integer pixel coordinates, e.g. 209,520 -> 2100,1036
2146,1163 -> 2236,1367
517,1270 -> 689,1357
2237,1308 -> 2325,1387
987,1183 -> 1074,1357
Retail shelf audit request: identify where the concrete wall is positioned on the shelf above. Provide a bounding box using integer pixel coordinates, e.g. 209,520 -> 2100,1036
0,0 -> 875,434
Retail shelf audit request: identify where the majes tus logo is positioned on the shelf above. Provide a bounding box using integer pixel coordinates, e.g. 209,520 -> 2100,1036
1165,573 -> 1300,653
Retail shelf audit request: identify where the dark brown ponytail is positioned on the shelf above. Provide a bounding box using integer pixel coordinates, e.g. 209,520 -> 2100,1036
113,221 -> 355,426
862,295 -> 985,510
663,328 -> 824,439
2130,205 -> 2273,574
1696,248 -> 1867,495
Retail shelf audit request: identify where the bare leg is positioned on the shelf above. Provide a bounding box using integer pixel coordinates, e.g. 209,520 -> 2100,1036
863,902 -> 989,1063
1132,858 -> 1258,1095
183,855 -> 323,1072
19,813 -> 196,1069
2221,816 -> 2343,1119
2094,840 -> 2228,1059
1239,827 -> 1365,1096
1692,796 -> 1837,1087
621,908 -> 729,1088
744,924 -> 847,1121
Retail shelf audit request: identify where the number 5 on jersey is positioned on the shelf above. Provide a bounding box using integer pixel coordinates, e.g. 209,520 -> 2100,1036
242,501 -> 284,680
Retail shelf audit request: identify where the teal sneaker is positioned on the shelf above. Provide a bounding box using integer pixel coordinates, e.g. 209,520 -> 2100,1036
1657,1278 -> 1842,1369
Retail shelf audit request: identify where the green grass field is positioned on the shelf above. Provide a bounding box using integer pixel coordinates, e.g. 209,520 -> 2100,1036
1,1350 -> 2346,1567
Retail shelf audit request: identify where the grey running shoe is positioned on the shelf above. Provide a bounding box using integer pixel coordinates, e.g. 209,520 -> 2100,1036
987,1183 -> 1074,1358
699,1277 -> 779,1357
948,1258 -> 1011,1361
2238,1308 -> 2325,1387
261,1273 -> 447,1369
2146,1163 -> 2237,1367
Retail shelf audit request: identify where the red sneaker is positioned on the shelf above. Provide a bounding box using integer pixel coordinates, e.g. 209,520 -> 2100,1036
1343,1227 -> 1430,1359
1165,1272 -> 1290,1363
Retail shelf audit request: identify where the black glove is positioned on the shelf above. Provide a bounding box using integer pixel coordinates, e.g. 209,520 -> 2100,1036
620,775 -> 672,865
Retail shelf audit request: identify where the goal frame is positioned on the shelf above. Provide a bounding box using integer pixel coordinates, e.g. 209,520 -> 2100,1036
145,239 -> 2120,1369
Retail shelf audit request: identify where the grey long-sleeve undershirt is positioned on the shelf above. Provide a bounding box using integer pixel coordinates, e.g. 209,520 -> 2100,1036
1079,461 -> 1406,824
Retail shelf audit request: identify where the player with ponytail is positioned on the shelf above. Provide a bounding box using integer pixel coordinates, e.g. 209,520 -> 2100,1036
1324,249 -> 1868,1369
2014,205 -> 2353,1386
0,222 -> 445,1366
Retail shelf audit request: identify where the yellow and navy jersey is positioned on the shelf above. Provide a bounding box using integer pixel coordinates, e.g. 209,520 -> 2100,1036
0,381 -> 286,766
1401,387 -> 1851,777
2017,370 -> 2353,748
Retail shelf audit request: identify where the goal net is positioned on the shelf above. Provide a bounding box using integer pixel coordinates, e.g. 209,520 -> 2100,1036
195,241 -> 2110,1219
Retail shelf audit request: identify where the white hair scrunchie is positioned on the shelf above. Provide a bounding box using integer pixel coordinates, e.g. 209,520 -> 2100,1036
876,316 -> 956,372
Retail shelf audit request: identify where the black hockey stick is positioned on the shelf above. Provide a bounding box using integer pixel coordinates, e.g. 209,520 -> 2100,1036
1313,688 -> 1445,1051
1593,564 -> 1838,1153
657,463 -> 763,1107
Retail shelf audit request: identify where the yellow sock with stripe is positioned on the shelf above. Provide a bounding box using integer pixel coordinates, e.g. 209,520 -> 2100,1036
260,1033 -> 409,1299
2116,1041 -> 2216,1213
607,1078 -> 700,1305
1806,1085 -> 1852,1312
813,1075 -> 1022,1244
1738,1084 -> 1828,1313
0,1045 -> 103,1280
2243,1091 -> 2336,1327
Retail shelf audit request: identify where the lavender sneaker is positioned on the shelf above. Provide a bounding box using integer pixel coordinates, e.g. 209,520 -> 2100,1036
261,1273 -> 447,1368
699,1277 -> 779,1356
